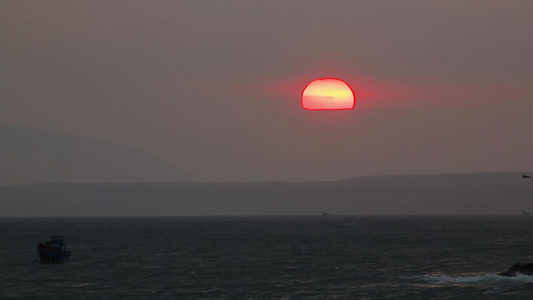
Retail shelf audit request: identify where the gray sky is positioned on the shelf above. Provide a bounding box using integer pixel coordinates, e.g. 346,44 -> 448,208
1,0 -> 532,181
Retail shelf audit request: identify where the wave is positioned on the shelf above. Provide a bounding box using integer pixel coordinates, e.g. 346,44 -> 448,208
423,273 -> 533,285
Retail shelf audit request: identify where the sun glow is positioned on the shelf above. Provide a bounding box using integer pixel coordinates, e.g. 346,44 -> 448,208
302,78 -> 355,110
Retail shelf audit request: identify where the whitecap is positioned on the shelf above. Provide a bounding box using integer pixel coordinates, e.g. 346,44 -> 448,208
422,273 -> 533,285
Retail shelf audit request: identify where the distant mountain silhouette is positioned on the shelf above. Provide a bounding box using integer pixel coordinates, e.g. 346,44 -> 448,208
340,173 -> 531,186
0,124 -> 191,186
1,173 -> 532,216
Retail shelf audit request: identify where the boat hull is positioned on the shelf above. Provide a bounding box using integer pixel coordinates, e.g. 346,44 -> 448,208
37,242 -> 71,264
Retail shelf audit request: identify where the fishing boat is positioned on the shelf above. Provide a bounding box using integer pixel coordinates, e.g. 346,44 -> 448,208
37,235 -> 71,263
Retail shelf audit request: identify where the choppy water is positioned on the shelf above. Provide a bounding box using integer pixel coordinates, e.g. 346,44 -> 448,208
2,215 -> 533,299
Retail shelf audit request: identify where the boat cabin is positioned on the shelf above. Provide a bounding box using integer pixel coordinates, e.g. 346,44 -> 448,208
46,235 -> 67,251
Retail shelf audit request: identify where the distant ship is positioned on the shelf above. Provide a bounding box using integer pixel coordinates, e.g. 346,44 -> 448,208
37,235 -> 71,263
522,211 -> 531,215
322,212 -> 331,216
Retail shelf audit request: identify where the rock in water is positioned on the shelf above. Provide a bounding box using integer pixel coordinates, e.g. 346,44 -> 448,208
498,262 -> 533,277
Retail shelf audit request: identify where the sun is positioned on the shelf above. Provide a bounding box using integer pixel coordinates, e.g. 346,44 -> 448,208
301,78 -> 355,110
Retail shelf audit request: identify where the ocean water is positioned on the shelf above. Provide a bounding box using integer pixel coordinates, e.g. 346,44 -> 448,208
2,215 -> 533,299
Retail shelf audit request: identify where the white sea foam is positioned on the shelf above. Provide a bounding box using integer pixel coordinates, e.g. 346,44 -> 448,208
423,273 -> 533,285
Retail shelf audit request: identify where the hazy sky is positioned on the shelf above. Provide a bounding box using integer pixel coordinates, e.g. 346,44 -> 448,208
1,1 -> 532,181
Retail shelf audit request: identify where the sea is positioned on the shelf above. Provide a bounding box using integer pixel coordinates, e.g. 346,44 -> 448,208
2,215 -> 533,299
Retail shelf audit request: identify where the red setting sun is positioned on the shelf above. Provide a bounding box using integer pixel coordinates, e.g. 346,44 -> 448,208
301,78 -> 355,110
